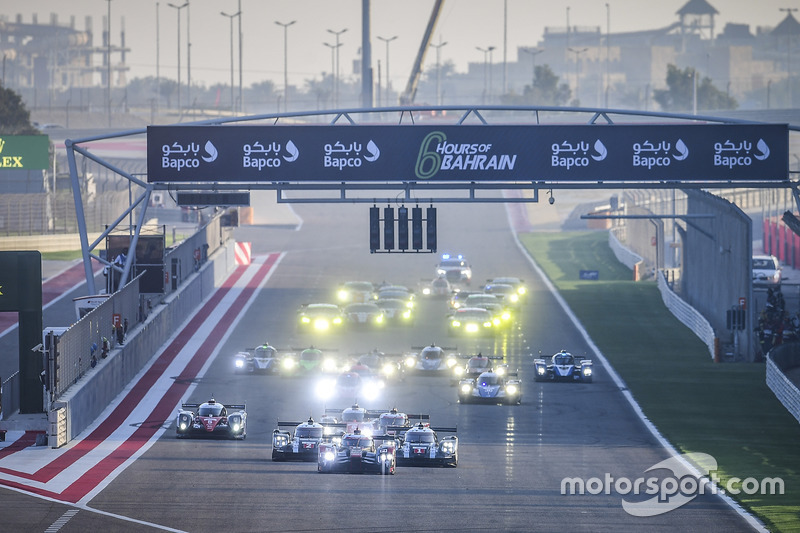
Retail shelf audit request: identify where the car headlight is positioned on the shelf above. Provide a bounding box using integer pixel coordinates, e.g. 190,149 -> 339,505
460,383 -> 472,394
314,319 -> 330,330
231,422 -> 241,432
492,318 -> 501,326
452,320 -> 462,328
374,315 -> 384,324
517,286 -> 526,295
537,366 -> 545,375
235,359 -> 244,368
437,269 -> 446,276
446,357 -> 457,368
583,367 -> 592,376
324,451 -> 335,461
337,289 -> 349,301
466,323 -> 479,333
454,366 -> 465,376
283,358 -> 296,369
333,317 -> 342,325
301,316 -> 311,324
501,312 -> 511,321
382,363 -> 396,376
496,367 -> 506,376
405,356 -> 417,368
179,422 -> 187,431
441,441 -> 455,453
506,384 -> 518,395
423,287 -> 431,295
323,358 -> 338,372
509,294 -> 519,303
483,321 -> 492,328
402,310 -> 412,319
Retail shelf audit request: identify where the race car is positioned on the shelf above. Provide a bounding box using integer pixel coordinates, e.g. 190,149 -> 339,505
449,289 -> 481,309
486,277 -> 527,301
272,417 -> 327,462
436,253 -> 472,284
353,349 -> 405,381
458,370 -> 522,405
483,282 -> 521,306
175,398 -> 247,439
375,409 -> 429,437
279,346 -> 338,375
315,370 -> 385,403
404,344 -> 459,373
317,429 -> 397,474
420,276 -> 452,298
451,353 -> 503,383
447,307 -> 496,336
297,303 -> 345,332
396,422 -> 458,467
233,343 -> 280,374
374,285 -> 416,308
343,302 -> 385,327
375,298 -> 415,325
323,404 -> 384,435
463,293 -> 513,328
336,280 -> 376,304
534,350 -> 593,383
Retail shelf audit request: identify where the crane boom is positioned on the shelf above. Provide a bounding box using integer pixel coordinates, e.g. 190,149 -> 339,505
399,0 -> 445,105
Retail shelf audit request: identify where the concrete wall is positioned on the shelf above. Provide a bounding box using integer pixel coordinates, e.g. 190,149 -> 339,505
683,190 -> 754,361
51,240 -> 235,444
767,344 -> 800,426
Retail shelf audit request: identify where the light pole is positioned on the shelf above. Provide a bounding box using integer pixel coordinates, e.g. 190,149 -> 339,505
237,0 -> 242,112
275,20 -> 296,113
323,42 -> 341,108
156,2 -> 160,115
327,28 -> 347,108
476,46 -> 492,104
186,0 -> 191,112
605,2 -> 610,108
167,2 -> 188,111
430,37 -> 447,106
222,11 -> 240,114
568,47 -> 588,104
106,0 -> 112,127
377,35 -> 397,106
779,7 -> 798,107
522,47 -> 543,87
488,46 -> 496,103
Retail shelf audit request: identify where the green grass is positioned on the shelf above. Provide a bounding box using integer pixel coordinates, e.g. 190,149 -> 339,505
520,231 -> 800,532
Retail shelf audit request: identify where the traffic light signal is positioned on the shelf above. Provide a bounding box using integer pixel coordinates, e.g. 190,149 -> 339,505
369,207 -> 380,252
383,206 -> 395,251
426,207 -> 437,252
397,207 -> 409,250
412,207 -> 423,250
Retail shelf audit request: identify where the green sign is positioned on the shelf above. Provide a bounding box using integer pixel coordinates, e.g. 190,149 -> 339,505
0,135 -> 50,170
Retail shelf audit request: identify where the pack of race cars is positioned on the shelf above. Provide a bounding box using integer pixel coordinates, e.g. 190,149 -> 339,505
176,253 -> 595,474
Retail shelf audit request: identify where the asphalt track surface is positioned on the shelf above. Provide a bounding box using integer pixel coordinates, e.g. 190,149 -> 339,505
0,201 -> 760,532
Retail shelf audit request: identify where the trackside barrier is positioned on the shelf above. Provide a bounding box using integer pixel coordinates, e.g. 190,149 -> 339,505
50,239 -> 235,446
48,406 -> 67,448
656,271 -> 717,360
610,228 -> 716,360
1,372 -> 20,421
767,345 -> 800,426
609,228 -> 644,271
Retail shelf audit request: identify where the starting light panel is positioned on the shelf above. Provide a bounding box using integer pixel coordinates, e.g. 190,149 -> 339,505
370,207 -> 436,254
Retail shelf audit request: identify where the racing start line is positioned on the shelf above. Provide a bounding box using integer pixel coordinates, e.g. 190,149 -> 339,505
0,252 -> 283,504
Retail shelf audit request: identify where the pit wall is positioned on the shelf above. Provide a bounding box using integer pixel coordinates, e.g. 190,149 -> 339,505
767,344 -> 800,426
49,240 -> 235,446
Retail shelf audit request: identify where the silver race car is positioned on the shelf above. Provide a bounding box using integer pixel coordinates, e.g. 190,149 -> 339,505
272,417 -> 327,461
396,422 -> 458,467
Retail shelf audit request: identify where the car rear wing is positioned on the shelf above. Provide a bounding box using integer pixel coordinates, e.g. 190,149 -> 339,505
227,404 -> 246,410
181,403 -> 200,410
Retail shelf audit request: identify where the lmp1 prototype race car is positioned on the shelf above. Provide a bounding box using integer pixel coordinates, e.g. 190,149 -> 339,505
404,344 -> 459,373
317,429 -> 397,474
272,417 -> 328,461
534,350 -> 593,383
396,423 -> 458,467
458,370 -> 522,405
175,398 -> 247,439
233,343 -> 280,374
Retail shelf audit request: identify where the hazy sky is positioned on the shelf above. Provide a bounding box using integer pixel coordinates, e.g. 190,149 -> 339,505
3,0 -> 794,90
